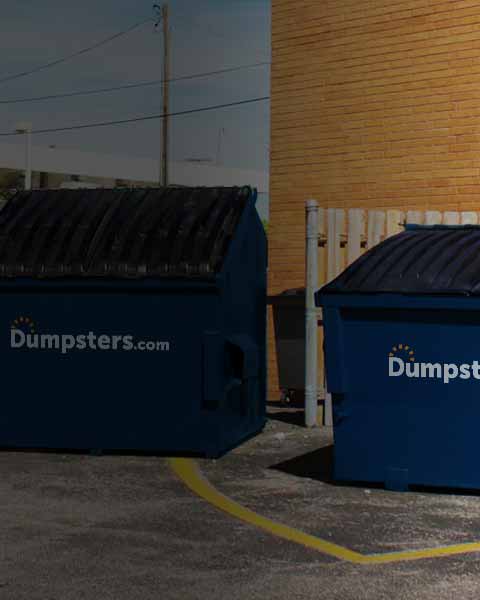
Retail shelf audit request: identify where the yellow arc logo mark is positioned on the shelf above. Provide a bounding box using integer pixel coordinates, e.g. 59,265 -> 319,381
389,344 -> 415,362
11,316 -> 36,334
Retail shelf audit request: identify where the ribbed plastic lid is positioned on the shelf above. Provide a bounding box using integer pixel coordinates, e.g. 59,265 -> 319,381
0,186 -> 252,279
320,225 -> 480,296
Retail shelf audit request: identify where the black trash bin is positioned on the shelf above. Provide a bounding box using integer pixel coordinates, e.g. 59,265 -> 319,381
269,288 -> 306,403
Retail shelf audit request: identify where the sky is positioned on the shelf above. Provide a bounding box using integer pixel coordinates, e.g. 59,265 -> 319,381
0,0 -> 271,173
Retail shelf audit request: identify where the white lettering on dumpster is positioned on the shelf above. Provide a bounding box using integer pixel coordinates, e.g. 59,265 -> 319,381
10,320 -> 171,355
388,356 -> 480,384
388,357 -> 404,377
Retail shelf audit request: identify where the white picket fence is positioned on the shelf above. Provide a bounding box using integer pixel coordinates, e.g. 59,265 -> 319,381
305,204 -> 477,428
318,208 -> 479,284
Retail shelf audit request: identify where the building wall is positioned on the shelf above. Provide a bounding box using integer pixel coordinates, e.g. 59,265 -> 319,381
269,0 -> 480,398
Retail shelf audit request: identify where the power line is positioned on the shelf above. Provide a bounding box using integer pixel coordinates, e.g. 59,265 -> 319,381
0,61 -> 270,105
0,96 -> 270,137
0,17 -> 153,86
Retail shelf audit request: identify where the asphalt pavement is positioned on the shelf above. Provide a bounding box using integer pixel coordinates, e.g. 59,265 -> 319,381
1,408 -> 480,599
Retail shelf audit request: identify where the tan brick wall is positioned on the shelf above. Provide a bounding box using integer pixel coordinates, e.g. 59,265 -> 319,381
269,0 -> 480,398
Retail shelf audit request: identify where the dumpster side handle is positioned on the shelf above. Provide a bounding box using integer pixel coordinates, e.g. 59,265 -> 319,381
202,331 -> 224,410
202,333 -> 260,414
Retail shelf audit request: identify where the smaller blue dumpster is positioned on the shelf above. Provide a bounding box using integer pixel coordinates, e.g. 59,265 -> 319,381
0,186 -> 266,457
317,225 -> 480,491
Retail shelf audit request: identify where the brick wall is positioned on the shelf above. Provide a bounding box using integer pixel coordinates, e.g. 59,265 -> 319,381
269,0 -> 480,398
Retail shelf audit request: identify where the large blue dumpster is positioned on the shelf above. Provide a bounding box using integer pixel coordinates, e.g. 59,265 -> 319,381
0,186 -> 267,457
317,224 -> 480,491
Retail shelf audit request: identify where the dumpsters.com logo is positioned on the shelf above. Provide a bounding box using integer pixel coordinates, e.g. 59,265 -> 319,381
10,317 -> 171,354
388,344 -> 480,384
11,316 -> 36,335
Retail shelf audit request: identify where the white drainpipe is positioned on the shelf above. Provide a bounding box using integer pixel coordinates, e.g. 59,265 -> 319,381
305,199 -> 319,427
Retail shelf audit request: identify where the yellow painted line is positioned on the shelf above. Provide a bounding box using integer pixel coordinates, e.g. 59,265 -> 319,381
364,543 -> 480,565
168,457 -> 364,563
168,458 -> 480,565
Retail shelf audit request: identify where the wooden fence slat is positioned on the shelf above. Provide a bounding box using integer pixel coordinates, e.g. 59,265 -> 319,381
461,211 -> 478,225
318,207 -> 325,236
317,208 -> 326,286
375,211 -> 386,247
406,210 -> 424,225
347,209 -> 365,264
386,210 -> 404,237
425,211 -> 442,226
335,209 -> 345,278
443,211 -> 460,225
327,209 -> 335,283
327,208 -> 345,281
367,211 -> 376,249
367,210 -> 386,249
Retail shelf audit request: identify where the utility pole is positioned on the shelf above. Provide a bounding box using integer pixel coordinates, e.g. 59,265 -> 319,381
216,127 -> 225,166
15,122 -> 32,190
154,4 -> 170,186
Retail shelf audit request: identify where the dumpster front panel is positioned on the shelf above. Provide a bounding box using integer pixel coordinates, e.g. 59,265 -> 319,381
0,289 -> 230,453
325,303 -> 480,490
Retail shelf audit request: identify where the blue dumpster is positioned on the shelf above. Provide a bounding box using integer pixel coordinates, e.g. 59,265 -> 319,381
0,186 -> 267,457
317,224 -> 480,491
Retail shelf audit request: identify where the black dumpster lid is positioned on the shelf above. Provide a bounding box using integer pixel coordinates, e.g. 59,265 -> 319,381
320,225 -> 480,297
267,287 -> 305,305
0,186 -> 253,279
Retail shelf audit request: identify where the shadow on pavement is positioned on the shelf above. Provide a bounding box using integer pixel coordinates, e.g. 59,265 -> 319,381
270,445 -> 334,483
271,446 -> 384,490
271,446 -> 480,496
267,409 -> 305,427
